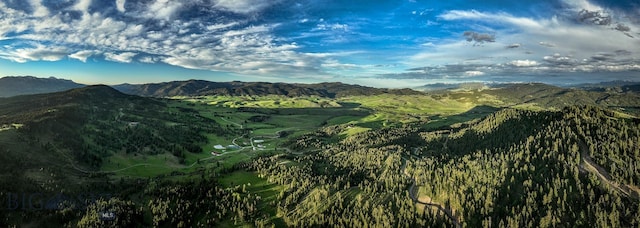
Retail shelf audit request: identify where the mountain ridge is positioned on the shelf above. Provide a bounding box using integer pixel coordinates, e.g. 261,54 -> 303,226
0,76 -> 85,97
111,80 -> 423,98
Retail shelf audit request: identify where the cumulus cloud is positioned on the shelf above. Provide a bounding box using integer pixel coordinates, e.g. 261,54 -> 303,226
104,52 -> 137,63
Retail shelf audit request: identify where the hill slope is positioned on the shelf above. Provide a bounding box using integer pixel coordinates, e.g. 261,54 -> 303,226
0,86 -> 227,192
0,76 -> 85,97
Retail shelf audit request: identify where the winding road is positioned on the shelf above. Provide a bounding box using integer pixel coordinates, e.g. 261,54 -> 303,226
577,140 -> 640,199
401,157 -> 462,228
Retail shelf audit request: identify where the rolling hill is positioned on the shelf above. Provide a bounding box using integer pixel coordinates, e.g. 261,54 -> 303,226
0,85 -> 227,191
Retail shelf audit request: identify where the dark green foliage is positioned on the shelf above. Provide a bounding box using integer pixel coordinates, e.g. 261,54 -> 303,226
0,86 -> 229,168
248,115 -> 270,122
563,106 -> 640,185
143,180 -> 260,227
76,198 -> 143,228
272,106 -> 639,227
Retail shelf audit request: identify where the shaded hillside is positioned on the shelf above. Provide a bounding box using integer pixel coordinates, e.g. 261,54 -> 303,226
0,76 -> 85,97
301,82 -> 421,97
0,85 -> 227,169
113,80 -> 422,98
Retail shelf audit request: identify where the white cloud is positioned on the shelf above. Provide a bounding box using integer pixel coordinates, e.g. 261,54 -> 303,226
213,0 -> 277,14
439,10 -> 544,30
509,60 -> 538,67
145,0 -> 183,20
0,0 -> 367,82
17,0 -> 633,85
223,25 -> 272,37
538,42 -> 555,47
69,50 -> 100,62
321,59 -> 357,69
73,0 -> 92,13
29,0 -> 49,17
316,23 -> 350,31
206,22 -> 240,31
116,0 -> 126,13
543,53 -> 575,65
104,52 -> 137,63
406,2 -> 640,79
139,56 -> 158,63
0,45 -> 68,63
330,23 -> 349,31
463,71 -> 485,77
562,0 -> 603,12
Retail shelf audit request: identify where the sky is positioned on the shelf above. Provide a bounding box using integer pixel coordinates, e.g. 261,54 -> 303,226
0,0 -> 639,87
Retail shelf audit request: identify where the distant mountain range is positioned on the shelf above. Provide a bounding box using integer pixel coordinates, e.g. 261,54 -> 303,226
2,76 -> 640,103
0,76 -> 422,98
568,80 -> 640,93
112,80 -> 422,98
483,83 -> 640,108
415,82 -> 488,91
0,76 -> 84,97
417,81 -> 640,93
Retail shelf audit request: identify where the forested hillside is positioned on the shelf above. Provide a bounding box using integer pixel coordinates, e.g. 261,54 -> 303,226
0,86 -> 242,226
251,106 -> 639,227
0,86 -> 230,168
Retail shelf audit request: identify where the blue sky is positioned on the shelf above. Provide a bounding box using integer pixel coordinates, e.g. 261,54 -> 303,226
0,0 -> 639,87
